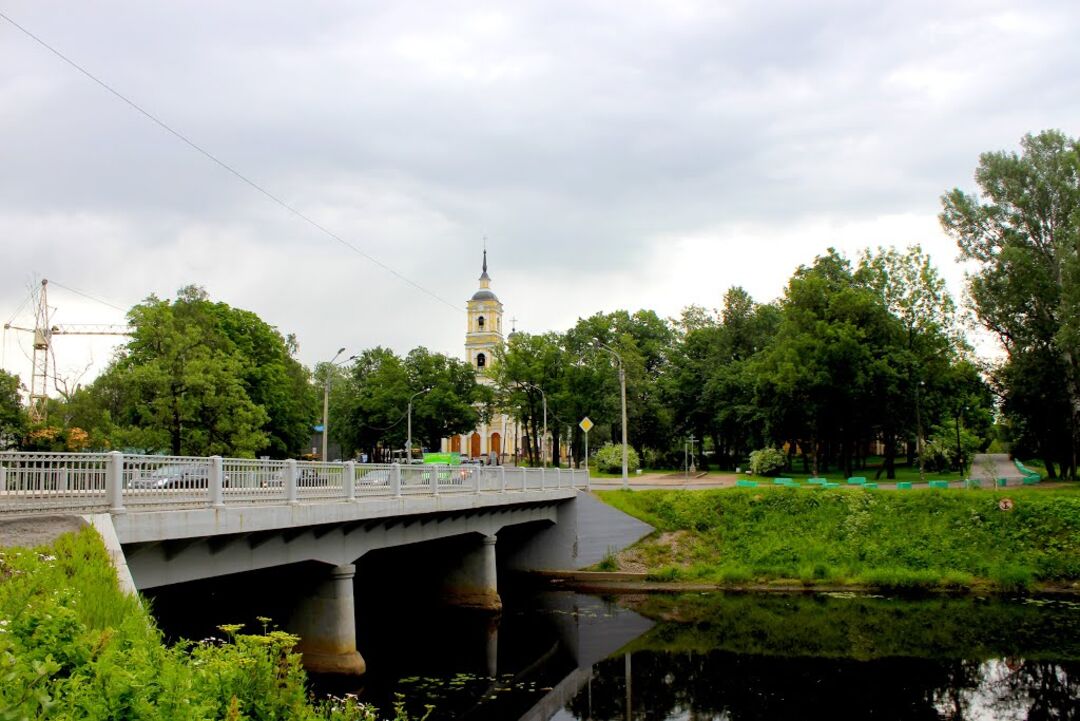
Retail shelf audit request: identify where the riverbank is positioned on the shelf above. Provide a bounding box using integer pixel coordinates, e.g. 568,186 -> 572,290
590,486 -> 1080,593
0,526 -> 409,721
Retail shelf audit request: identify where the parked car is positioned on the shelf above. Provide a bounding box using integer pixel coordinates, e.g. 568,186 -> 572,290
358,469 -> 390,485
129,464 -> 230,490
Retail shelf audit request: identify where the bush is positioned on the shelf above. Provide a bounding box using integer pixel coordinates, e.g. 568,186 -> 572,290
748,447 -> 786,476
594,443 -> 641,474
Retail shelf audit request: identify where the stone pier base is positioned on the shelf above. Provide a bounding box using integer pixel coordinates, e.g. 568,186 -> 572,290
441,534 -> 502,611
291,564 -> 366,675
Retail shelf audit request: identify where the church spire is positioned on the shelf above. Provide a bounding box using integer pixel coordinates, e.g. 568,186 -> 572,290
479,248 -> 491,286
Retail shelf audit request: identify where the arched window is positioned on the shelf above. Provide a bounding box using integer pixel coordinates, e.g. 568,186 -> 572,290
477,352 -> 486,369
478,316 -> 485,330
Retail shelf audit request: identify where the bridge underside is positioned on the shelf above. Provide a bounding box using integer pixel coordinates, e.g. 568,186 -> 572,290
123,499 -> 564,589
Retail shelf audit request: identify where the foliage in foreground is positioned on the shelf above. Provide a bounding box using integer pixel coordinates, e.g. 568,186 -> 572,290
0,528 -> 418,721
600,487 -> 1080,591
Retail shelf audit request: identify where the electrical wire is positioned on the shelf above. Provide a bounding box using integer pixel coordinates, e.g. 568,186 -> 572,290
0,10 -> 464,315
47,280 -> 128,314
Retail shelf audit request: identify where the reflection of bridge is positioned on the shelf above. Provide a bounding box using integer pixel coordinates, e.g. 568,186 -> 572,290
0,451 -> 652,676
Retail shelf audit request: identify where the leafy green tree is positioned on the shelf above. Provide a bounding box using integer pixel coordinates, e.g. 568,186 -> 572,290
335,346 -> 487,461
63,286 -> 314,457
756,249 -> 901,477
404,347 -> 490,454
492,332 -> 569,465
854,245 -> 962,477
941,129 -> 1080,477
0,369 -> 26,449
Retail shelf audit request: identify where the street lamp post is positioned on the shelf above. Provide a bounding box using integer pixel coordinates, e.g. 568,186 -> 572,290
520,381 -> 547,468
915,379 -> 926,483
322,347 -> 347,462
595,341 -> 628,489
406,388 -> 432,464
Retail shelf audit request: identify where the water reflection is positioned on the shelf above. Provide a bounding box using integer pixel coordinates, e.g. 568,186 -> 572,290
145,570 -> 1080,721
548,594 -> 1079,721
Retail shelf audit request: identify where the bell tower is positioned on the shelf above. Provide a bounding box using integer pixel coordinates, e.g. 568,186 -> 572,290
465,249 -> 503,379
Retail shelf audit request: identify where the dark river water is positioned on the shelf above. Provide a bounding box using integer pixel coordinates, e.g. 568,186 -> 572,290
147,573 -> 1080,720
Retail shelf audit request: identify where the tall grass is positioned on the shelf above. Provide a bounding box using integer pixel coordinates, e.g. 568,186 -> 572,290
600,487 -> 1080,591
0,528 -> 419,721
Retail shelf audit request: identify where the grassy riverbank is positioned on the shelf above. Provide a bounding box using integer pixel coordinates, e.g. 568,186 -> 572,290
0,528 -> 414,721
598,486 -> 1080,592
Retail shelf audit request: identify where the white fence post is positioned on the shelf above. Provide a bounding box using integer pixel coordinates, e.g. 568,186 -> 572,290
391,463 -> 402,497
432,464 -> 441,495
286,458 -> 298,504
344,461 -> 356,501
209,456 -> 225,508
499,466 -> 506,493
541,467 -> 547,490
107,451 -> 125,514
473,467 -> 481,494
57,467 -> 68,493
556,467 -> 563,488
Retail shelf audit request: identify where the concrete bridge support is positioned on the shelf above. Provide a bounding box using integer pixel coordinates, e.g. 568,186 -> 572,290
291,563 -> 366,676
441,533 -> 502,611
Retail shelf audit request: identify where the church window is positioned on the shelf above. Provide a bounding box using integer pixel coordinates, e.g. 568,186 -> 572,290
478,316 -> 485,330
477,353 -> 486,369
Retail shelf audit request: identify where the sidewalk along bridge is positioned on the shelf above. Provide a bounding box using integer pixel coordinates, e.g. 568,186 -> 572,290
0,451 -> 652,676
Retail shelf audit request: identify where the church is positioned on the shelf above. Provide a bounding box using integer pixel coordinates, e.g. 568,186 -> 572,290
440,251 -> 521,463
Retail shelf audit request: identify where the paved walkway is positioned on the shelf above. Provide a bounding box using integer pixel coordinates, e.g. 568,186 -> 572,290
588,472 -> 738,489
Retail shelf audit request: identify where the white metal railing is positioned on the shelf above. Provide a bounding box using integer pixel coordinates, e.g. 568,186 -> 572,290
0,451 -> 591,514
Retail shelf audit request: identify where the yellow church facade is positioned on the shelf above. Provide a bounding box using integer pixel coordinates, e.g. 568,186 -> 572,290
441,252 -> 521,463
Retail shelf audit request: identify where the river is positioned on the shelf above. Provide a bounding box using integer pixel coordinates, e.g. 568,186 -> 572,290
147,574 -> 1080,720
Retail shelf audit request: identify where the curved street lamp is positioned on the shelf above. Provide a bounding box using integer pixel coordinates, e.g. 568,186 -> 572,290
405,387 -> 432,463
321,347 -> 347,461
594,341 -> 628,488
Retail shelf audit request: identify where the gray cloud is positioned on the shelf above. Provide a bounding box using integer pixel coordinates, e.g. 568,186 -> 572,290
2,0 -> 1079,384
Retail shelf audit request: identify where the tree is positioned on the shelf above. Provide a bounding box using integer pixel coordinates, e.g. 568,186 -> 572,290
941,130 -> 1080,477
335,346 -> 487,461
62,286 -> 315,457
0,370 -> 27,449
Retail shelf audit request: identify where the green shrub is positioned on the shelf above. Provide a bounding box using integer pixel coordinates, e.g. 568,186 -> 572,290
594,443 -> 641,474
0,528 -> 414,721
748,447 -> 787,476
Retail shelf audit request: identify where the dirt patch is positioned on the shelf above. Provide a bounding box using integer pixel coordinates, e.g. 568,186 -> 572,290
616,530 -> 692,572
0,515 -> 88,549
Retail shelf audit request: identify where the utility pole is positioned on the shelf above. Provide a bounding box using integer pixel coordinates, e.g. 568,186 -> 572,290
595,341 -> 628,488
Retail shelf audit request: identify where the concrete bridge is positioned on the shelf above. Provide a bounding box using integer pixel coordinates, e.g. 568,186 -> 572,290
0,451 -> 652,675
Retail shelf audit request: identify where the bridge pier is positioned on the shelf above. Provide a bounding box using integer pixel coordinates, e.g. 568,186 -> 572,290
291,563 -> 366,676
441,533 -> 502,611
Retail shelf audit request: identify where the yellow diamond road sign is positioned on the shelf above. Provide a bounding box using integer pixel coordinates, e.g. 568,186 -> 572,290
579,417 -> 594,433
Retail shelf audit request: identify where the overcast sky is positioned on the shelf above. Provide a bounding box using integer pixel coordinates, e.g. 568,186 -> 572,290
3,0 -> 1079,394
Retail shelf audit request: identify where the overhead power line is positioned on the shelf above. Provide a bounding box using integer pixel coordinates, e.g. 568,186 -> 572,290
0,10 -> 463,314
47,280 -> 129,313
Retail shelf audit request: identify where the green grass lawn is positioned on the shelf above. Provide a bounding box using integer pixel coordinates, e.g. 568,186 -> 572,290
597,485 -> 1080,592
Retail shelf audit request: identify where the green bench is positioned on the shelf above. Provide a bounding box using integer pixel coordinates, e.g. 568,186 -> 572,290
807,478 -> 827,485
847,476 -> 867,485
863,482 -> 878,489
822,481 -> 840,489
736,479 -> 758,488
928,480 -> 950,489
996,478 -> 1008,488
896,481 -> 912,490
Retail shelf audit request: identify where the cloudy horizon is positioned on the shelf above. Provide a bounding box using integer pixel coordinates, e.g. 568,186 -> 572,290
3,0 -> 1078,393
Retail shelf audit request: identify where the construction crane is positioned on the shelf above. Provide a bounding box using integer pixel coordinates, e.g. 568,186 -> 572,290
3,279 -> 131,423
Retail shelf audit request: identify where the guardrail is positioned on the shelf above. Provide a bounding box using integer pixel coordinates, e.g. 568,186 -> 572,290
0,452 -> 591,514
